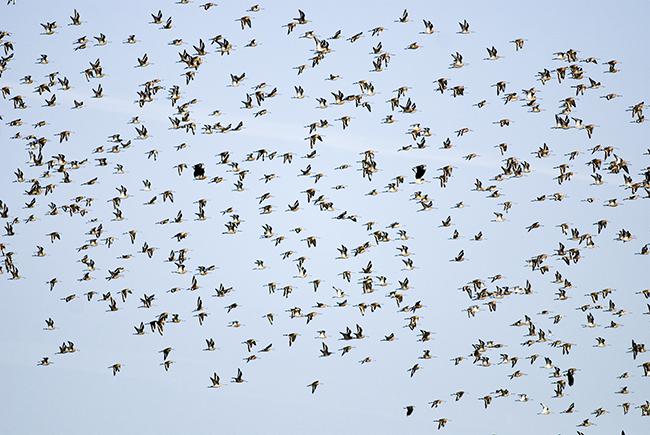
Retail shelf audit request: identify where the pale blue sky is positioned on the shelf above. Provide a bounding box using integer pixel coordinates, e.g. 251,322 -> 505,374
1,1 -> 649,434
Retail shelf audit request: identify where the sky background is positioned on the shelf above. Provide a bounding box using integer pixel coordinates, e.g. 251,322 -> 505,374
0,1 -> 649,434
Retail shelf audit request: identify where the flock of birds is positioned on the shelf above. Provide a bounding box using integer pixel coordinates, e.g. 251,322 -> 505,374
1,2 -> 649,433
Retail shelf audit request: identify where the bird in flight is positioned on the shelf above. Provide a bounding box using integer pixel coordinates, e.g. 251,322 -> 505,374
0,3 -> 647,434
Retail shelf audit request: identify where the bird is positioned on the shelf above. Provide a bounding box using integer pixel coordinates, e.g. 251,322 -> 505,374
307,380 -> 320,393
0,5 -> 646,434
208,372 -> 221,388
412,165 -> 426,183
434,418 -> 450,429
108,363 -> 122,376
231,368 -> 245,383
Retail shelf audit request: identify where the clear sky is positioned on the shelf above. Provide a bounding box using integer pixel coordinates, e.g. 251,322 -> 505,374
1,1 -> 649,434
